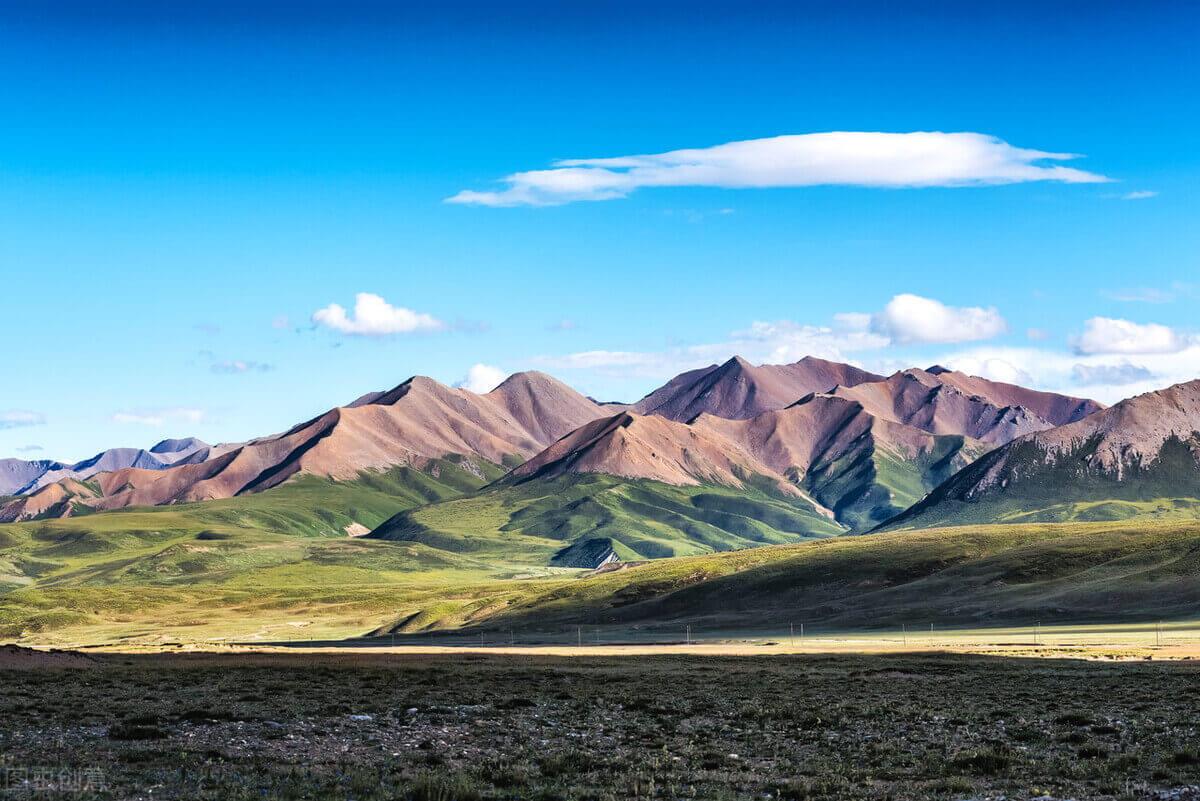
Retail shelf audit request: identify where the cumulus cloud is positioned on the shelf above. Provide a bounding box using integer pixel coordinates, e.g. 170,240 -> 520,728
211,360 -> 273,374
869,294 -> 1007,345
111,407 -> 207,427
0,410 -> 46,430
448,132 -> 1109,206
1072,317 -> 1188,355
455,364 -> 508,394
312,293 -> 444,336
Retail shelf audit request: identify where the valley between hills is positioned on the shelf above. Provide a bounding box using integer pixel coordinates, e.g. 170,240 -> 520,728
1,355 -> 1198,646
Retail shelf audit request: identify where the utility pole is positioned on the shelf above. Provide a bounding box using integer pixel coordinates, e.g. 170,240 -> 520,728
686,625 -> 691,645
800,623 -> 805,642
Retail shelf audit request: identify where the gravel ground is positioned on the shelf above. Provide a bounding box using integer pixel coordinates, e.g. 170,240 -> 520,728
0,650 -> 1197,799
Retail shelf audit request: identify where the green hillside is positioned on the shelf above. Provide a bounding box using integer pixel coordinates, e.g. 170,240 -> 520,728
369,473 -> 844,563
427,520 -> 1200,633
803,434 -> 977,531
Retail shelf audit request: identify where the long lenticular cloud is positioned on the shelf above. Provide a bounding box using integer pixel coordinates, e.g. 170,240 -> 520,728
447,131 -> 1110,207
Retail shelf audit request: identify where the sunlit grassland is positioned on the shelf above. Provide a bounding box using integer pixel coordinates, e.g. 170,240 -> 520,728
2,505 -> 1198,647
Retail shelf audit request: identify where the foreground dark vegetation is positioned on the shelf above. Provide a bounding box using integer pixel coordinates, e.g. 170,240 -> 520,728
2,651 -> 1199,800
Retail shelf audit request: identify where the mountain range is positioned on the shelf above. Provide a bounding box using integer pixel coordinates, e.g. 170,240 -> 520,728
0,437 -> 211,496
4,354 -> 1196,565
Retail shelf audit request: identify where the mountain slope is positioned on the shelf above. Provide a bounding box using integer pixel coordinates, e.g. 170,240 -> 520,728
831,368 -> 1094,445
882,379 -> 1200,529
923,366 -> 1103,425
0,459 -> 66,496
693,394 -> 987,530
632,355 -> 882,422
508,411 -> 806,495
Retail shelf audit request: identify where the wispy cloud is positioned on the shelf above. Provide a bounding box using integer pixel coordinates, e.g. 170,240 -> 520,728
0,410 -> 46,430
448,132 -> 1110,207
15,444 -> 43,453
1102,282 -> 1193,304
1122,190 -> 1158,200
1070,363 -> 1154,386
312,293 -> 444,336
211,360 -> 273,374
111,407 -> 207,427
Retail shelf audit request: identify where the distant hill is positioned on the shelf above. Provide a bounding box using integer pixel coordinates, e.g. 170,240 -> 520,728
881,379 -> 1200,529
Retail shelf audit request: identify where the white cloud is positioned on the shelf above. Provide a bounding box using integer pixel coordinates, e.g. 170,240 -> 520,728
448,132 -> 1109,206
1072,317 -> 1188,355
0,410 -> 46,430
111,407 -> 207,427
1122,190 -> 1158,200
211,360 -> 273,374
15,445 -> 43,453
312,293 -> 444,336
1025,328 -> 1050,341
870,294 -> 1007,345
455,364 -> 508,394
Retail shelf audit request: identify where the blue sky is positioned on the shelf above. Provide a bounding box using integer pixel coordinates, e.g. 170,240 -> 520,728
1,0 -> 1197,461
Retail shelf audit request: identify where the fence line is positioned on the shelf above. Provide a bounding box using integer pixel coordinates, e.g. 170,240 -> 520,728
251,618 -> 1200,650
